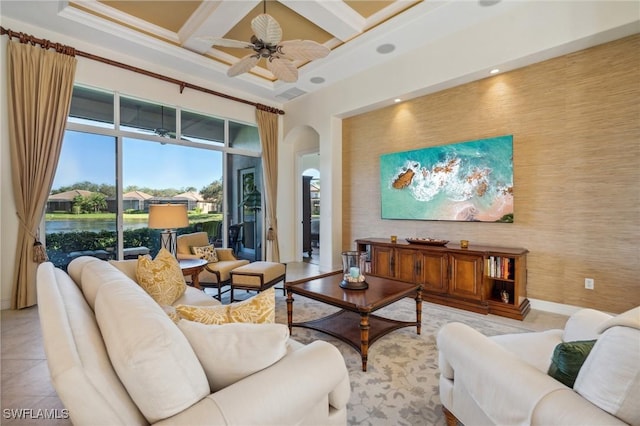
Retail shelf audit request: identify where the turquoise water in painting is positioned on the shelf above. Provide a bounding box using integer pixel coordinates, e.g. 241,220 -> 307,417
380,135 -> 514,222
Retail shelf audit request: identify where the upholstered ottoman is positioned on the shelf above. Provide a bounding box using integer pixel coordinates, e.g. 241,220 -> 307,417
230,262 -> 286,301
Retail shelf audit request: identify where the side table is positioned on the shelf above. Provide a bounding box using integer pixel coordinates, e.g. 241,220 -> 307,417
179,258 -> 208,290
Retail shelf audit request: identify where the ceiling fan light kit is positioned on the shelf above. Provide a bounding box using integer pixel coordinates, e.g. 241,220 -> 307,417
205,9 -> 329,83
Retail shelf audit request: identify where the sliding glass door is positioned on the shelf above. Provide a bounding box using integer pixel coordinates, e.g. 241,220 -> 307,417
123,138 -> 223,257
44,84 -> 260,268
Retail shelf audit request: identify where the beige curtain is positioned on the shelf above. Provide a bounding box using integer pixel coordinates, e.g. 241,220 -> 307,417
256,108 -> 280,262
7,40 -> 77,309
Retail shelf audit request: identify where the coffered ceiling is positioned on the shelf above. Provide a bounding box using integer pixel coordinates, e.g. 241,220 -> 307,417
1,1 -> 638,106
0,0 -> 507,103
71,0 -> 421,82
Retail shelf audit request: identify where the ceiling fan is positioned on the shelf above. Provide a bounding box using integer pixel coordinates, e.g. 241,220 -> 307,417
201,2 -> 330,82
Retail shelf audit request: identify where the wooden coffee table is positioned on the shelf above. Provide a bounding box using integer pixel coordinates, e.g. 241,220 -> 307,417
286,270 -> 422,371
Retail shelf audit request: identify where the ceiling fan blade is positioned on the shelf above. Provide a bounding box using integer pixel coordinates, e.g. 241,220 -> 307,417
197,36 -> 253,49
277,40 -> 330,61
251,13 -> 282,45
227,54 -> 260,77
267,57 -> 298,83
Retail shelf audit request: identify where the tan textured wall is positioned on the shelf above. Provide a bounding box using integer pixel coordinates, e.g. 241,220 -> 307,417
343,35 -> 640,314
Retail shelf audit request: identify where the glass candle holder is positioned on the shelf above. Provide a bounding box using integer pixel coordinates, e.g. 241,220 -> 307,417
340,251 -> 368,290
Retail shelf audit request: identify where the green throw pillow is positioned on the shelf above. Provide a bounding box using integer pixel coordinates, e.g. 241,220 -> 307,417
548,340 -> 597,388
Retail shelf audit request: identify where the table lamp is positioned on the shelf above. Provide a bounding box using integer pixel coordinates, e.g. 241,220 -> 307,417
148,204 -> 189,256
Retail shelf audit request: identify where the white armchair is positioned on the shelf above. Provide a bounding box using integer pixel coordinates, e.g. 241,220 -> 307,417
438,307 -> 640,426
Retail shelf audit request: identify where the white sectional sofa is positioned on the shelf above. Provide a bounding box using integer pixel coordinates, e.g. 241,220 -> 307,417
437,307 -> 640,426
36,256 -> 350,425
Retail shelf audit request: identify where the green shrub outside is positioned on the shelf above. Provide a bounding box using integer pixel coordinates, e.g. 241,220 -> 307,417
46,220 -> 223,269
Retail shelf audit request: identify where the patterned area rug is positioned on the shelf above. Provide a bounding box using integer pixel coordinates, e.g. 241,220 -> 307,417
273,295 -> 535,426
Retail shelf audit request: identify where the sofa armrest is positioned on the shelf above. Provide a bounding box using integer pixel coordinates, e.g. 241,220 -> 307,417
215,248 -> 237,261
562,308 -> 613,342
438,322 -> 565,426
156,341 -> 350,426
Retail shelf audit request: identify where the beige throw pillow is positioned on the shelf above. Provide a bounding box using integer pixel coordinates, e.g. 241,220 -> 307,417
177,320 -> 289,391
136,248 -> 186,305
191,244 -> 218,263
175,287 -> 275,325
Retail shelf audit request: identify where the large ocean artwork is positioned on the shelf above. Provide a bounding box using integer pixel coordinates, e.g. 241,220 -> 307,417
380,135 -> 514,222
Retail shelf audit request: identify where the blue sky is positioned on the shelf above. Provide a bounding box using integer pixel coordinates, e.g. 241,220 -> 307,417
53,131 -> 223,191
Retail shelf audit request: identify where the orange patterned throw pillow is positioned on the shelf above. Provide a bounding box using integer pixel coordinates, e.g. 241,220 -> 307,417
136,248 -> 186,305
175,288 -> 275,325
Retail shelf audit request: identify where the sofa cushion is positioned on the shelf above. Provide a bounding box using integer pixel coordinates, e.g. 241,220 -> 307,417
108,259 -> 138,282
67,256 -> 102,287
109,259 -> 219,307
191,244 -> 218,263
574,308 -> 640,425
93,264 -> 209,423
36,263 -> 147,425
136,248 -> 186,305
81,258 -> 140,310
547,340 -> 596,388
491,329 -> 563,373
177,320 -> 289,391
175,288 -> 275,325
174,287 -> 221,307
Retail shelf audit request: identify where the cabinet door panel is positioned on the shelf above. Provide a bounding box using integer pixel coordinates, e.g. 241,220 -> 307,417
371,246 -> 394,278
449,253 -> 483,300
421,252 -> 448,293
396,248 -> 417,282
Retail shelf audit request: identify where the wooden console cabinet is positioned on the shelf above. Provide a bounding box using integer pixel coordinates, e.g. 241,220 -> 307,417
356,238 -> 530,320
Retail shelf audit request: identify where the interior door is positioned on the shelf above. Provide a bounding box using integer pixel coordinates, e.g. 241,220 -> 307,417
302,175 -> 312,256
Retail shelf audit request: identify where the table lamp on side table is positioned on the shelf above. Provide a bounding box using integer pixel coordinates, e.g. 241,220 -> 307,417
148,204 -> 189,256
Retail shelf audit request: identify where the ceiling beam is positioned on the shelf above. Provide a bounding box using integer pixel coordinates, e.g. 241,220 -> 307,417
181,0 -> 260,53
280,0 -> 365,41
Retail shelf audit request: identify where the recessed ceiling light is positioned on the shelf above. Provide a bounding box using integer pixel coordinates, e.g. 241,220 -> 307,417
310,76 -> 325,84
490,68 -> 500,74
376,44 -> 395,54
394,98 -> 402,103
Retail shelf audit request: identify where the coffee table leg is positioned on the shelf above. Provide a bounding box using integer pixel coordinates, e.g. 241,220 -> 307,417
360,313 -> 370,372
415,287 -> 422,335
286,289 -> 294,333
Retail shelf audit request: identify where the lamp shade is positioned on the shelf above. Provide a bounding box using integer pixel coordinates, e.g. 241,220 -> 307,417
148,204 -> 189,229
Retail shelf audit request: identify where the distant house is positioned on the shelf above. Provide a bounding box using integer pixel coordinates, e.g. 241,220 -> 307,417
47,190 -> 93,213
122,190 -> 153,212
144,197 -> 189,212
174,191 -> 213,213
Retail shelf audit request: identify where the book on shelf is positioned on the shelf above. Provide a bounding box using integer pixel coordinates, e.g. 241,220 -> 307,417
486,256 -> 513,280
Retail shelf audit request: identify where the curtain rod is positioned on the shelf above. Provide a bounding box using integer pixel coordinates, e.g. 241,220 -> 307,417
0,26 -> 285,115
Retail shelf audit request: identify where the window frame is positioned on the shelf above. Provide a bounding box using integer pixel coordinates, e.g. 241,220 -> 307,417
51,84 -> 262,261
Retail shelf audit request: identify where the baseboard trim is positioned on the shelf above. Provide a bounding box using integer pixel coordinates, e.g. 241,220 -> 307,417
528,298 -> 586,316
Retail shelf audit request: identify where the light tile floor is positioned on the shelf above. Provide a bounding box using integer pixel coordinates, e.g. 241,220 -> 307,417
1,263 -> 569,425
